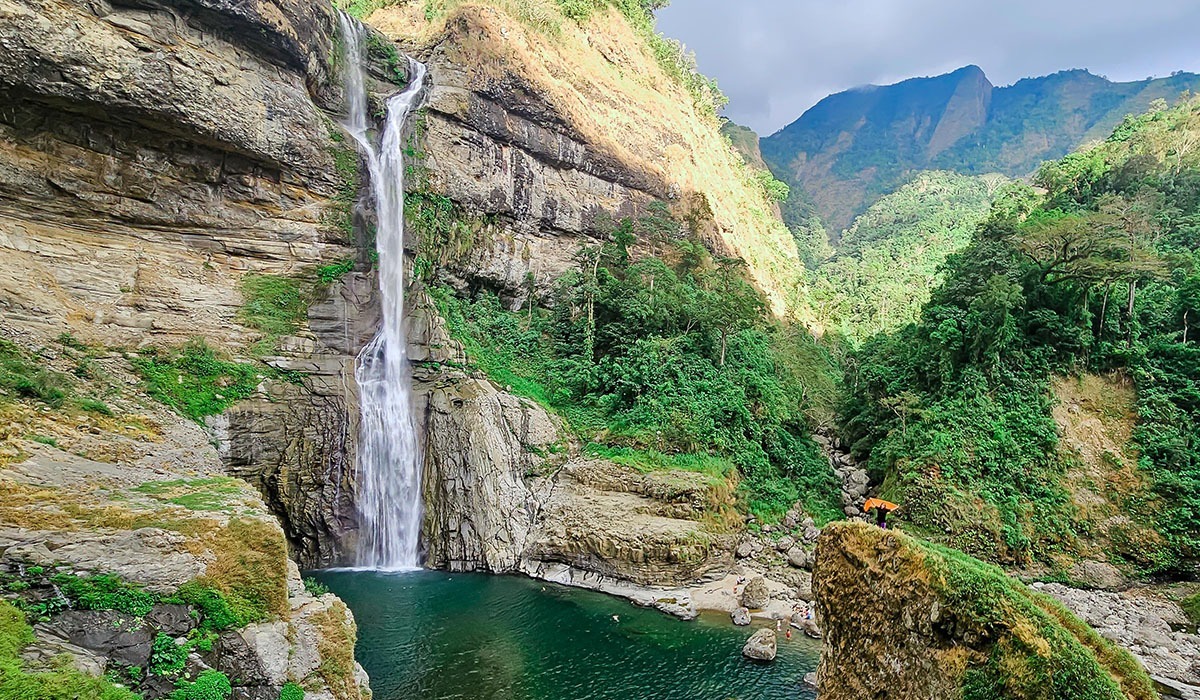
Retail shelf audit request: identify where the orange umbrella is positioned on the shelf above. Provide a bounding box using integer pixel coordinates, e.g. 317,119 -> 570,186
862,498 -> 899,513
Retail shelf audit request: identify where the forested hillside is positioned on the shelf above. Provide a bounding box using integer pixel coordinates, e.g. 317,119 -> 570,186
812,171 -> 1006,341
840,97 -> 1200,575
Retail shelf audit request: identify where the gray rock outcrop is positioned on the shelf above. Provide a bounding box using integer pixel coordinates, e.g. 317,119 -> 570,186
1034,582 -> 1200,690
731,607 -> 751,626
742,628 -> 777,661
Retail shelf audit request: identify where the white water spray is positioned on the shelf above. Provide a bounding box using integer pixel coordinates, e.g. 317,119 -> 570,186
338,12 -> 428,571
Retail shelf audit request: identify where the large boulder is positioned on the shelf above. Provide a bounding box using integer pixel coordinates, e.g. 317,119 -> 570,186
741,628 -> 777,662
813,522 -> 1157,700
42,610 -> 157,667
741,576 -> 770,609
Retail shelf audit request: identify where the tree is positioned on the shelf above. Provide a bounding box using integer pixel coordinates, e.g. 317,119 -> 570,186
703,256 -> 765,367
1097,191 -> 1167,347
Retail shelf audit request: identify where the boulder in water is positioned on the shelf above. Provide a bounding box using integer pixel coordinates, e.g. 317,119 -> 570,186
741,576 -> 770,609
741,628 -> 777,661
731,607 -> 751,626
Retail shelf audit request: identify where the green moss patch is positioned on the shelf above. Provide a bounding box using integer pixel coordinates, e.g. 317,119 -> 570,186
239,273 -> 308,353
910,534 -> 1156,700
131,340 -> 265,421
134,477 -> 248,512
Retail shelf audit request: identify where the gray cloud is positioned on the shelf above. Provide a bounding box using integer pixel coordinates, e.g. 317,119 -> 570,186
656,0 -> 1200,134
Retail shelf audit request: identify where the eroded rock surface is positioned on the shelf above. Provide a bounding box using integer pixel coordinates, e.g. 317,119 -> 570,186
742,628 -> 777,661
0,418 -> 370,700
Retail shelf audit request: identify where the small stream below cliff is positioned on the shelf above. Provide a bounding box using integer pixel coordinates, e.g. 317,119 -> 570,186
314,570 -> 819,699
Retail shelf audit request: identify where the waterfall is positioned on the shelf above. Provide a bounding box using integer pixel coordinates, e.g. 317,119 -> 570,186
337,12 -> 428,571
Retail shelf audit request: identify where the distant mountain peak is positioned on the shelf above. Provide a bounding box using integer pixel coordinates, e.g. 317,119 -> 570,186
761,66 -> 1200,231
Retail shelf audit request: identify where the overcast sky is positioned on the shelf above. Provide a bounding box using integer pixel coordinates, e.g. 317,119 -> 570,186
656,1 -> 1200,135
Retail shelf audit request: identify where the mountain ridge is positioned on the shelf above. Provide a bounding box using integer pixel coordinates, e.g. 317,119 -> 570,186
762,65 -> 1200,231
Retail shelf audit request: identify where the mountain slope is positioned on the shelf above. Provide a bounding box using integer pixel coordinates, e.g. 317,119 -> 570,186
841,96 -> 1200,572
812,170 -> 1005,341
763,66 -> 1200,231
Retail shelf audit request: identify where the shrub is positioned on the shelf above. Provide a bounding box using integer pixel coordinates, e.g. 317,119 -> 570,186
0,339 -> 70,407
316,259 -> 356,284
174,581 -> 246,632
279,681 -> 305,700
78,397 -> 113,416
149,632 -> 189,676
303,577 -> 330,596
56,573 -> 157,617
238,273 -> 308,347
170,670 -> 232,700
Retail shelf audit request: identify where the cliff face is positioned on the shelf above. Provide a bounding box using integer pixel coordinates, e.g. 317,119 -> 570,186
408,292 -> 734,589
0,0 -> 385,692
813,522 -> 1155,700
0,338 -> 369,698
0,0 -> 410,568
370,2 -> 805,316
358,2 -> 762,589
1,0 -> 768,608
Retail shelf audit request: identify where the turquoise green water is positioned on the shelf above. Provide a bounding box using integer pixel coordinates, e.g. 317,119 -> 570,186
313,570 -> 819,700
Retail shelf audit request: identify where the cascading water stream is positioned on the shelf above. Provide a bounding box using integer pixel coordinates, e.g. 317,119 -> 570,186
337,12 -> 428,571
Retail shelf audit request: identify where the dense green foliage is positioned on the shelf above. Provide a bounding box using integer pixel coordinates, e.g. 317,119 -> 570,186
842,97 -> 1200,572
813,171 -> 1005,341
131,341 -> 265,421
0,599 -> 140,700
57,573 -> 157,618
317,259 -> 356,284
432,206 -> 840,521
303,577 -> 331,596
279,681 -> 305,700
150,633 -> 189,676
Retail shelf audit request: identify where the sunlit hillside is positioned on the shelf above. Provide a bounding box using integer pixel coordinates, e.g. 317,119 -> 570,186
362,0 -> 811,318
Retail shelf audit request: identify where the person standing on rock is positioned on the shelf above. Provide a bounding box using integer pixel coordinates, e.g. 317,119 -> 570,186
863,498 -> 898,529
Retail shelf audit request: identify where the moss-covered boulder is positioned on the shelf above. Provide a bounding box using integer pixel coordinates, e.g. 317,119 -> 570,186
813,521 -> 1156,700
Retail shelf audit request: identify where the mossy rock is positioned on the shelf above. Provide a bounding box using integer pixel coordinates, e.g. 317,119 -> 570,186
813,521 -> 1155,700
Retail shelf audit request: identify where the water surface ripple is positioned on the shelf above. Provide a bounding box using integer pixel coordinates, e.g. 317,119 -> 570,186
314,570 -> 819,700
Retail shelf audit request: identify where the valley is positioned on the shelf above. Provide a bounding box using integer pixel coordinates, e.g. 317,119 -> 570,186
0,0 -> 1197,699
